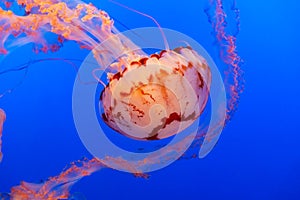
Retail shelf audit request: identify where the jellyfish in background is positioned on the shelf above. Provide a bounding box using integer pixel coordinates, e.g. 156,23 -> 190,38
0,0 -> 242,199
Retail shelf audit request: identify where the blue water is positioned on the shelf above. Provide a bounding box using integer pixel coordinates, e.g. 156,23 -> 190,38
0,0 -> 299,199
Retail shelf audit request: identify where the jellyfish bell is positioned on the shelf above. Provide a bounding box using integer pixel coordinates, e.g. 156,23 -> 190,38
100,46 -> 211,140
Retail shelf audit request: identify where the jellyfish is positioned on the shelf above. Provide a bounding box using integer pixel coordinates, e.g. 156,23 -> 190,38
0,0 -> 243,199
100,47 -> 211,140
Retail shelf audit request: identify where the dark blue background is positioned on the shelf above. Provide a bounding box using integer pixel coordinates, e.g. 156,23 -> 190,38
0,0 -> 299,199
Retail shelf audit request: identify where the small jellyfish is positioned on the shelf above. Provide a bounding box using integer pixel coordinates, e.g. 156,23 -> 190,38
0,108 -> 6,162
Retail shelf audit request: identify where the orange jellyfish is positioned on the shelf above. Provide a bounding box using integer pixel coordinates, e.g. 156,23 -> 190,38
0,0 -> 243,199
100,47 -> 211,140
